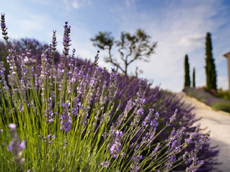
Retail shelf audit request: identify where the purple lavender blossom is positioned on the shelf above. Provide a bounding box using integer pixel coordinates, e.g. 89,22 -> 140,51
101,161 -> 110,168
131,154 -> 143,172
44,98 -> 54,123
60,101 -> 72,132
60,113 -> 72,132
0,61 -> 5,77
63,22 -> 71,57
8,123 -> 26,165
9,123 -> 16,129
19,141 -> 25,150
94,50 -> 100,66
1,13 -> 9,41
60,114 -> 72,132
110,140 -> 121,158
110,130 -> 123,158
169,109 -> 177,123
115,130 -> 123,137
23,56 -> 36,67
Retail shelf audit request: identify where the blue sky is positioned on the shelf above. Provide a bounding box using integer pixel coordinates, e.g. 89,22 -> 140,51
0,0 -> 230,92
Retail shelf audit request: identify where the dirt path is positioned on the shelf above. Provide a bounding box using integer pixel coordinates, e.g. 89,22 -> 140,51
174,92 -> 230,172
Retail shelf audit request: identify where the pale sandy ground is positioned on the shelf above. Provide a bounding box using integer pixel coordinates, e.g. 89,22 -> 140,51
174,92 -> 230,172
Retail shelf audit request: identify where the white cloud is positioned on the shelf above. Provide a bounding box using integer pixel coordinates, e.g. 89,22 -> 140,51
17,16 -> 44,30
180,34 -> 205,47
9,14 -> 55,41
72,1 -> 80,9
61,0 -> 91,10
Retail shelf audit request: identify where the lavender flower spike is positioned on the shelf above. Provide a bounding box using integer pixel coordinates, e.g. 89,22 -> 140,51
1,13 -> 9,42
9,123 -> 16,129
60,102 -> 72,132
8,123 -> 26,165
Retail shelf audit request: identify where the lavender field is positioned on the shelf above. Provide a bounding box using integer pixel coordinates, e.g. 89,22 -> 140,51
0,13 -> 221,172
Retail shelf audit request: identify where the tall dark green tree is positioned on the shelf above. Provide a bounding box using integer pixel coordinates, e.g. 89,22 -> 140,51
184,54 -> 191,87
192,67 -> 196,88
205,32 -> 217,90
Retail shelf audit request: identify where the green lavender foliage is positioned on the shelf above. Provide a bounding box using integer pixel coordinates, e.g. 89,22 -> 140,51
192,68 -> 196,88
205,32 -> 217,90
184,54 -> 190,88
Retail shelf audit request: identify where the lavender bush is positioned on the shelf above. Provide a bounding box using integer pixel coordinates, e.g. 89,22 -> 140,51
0,13 -> 218,172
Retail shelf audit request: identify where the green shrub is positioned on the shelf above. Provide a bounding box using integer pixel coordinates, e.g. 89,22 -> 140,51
214,89 -> 230,101
211,101 -> 230,113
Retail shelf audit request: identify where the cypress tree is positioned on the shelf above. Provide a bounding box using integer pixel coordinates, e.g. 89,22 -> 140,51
184,54 -> 190,87
192,67 -> 196,88
205,32 -> 217,90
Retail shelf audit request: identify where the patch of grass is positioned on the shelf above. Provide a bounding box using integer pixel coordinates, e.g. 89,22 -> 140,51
214,88 -> 230,101
211,101 -> 230,113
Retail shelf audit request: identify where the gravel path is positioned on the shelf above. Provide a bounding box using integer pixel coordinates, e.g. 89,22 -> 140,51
174,92 -> 230,172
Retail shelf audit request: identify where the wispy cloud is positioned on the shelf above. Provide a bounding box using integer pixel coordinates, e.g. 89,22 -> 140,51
61,0 -> 91,10
180,34 -> 205,47
72,1 -> 80,9
9,14 -> 54,40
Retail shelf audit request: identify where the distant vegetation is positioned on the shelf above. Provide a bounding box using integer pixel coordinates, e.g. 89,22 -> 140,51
213,88 -> 230,100
183,87 -> 230,113
182,32 -> 226,113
